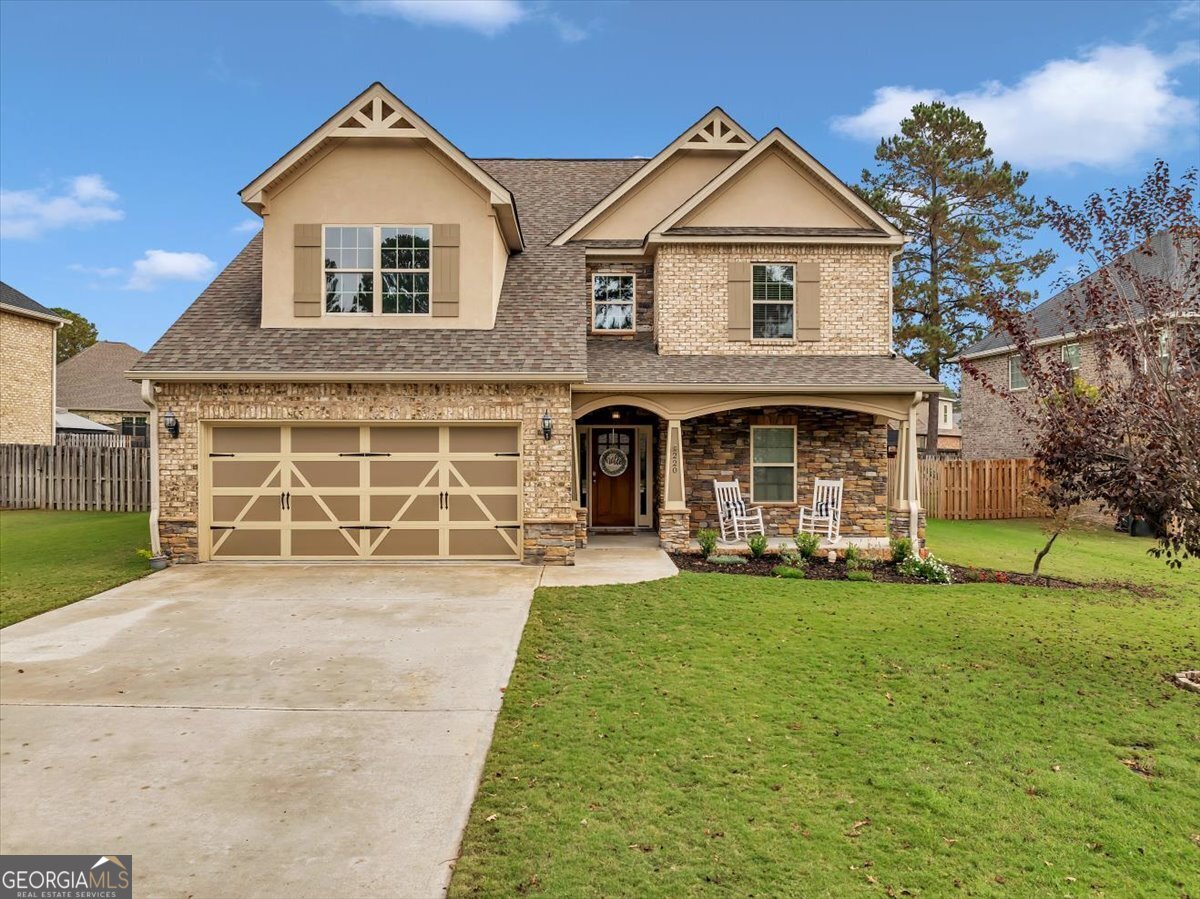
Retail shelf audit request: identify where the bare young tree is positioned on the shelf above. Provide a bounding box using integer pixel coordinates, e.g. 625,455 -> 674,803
965,162 -> 1200,567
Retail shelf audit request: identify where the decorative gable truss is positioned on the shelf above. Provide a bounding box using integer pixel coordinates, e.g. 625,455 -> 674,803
239,83 -> 523,251
683,110 -> 752,150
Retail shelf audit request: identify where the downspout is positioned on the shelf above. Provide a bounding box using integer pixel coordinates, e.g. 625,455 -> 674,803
888,247 -> 902,354
907,391 -> 923,544
51,320 -> 63,440
141,379 -> 162,555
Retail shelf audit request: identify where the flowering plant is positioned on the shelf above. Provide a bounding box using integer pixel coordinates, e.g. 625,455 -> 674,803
898,552 -> 953,584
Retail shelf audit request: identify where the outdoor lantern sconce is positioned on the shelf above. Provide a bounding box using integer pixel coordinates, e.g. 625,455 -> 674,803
163,410 -> 180,439
541,411 -> 553,441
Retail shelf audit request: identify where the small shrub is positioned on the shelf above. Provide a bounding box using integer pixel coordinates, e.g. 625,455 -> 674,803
773,564 -> 806,579
897,552 -> 953,584
747,533 -> 769,559
846,569 -> 874,582
778,548 -> 807,569
843,544 -> 862,570
696,528 -> 719,558
794,531 -> 822,560
708,554 -> 746,565
135,548 -> 154,561
890,536 -> 914,565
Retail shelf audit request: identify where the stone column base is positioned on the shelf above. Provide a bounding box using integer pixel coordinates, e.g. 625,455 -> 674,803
159,517 -> 199,563
523,520 -> 576,566
888,508 -> 927,547
658,508 -> 691,553
574,507 -> 588,549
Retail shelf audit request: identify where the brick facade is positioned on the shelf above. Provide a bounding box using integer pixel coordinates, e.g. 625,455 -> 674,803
654,243 -> 892,356
680,406 -> 888,539
152,380 -> 576,564
0,310 -> 56,445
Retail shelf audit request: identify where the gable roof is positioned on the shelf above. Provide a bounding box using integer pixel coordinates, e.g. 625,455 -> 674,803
57,340 -> 147,412
131,160 -> 645,379
55,410 -> 114,433
239,83 -> 524,251
552,107 -> 753,246
0,280 -> 65,324
957,230 -> 1200,360
649,128 -> 903,244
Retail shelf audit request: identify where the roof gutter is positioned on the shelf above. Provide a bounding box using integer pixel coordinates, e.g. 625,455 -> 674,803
1,301 -> 69,326
574,382 -> 940,394
125,370 -> 588,383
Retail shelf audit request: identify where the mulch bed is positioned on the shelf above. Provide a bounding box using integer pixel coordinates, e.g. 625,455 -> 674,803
669,553 -> 1082,588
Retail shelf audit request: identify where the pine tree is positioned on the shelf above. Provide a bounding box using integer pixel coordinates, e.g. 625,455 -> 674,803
858,102 -> 1052,453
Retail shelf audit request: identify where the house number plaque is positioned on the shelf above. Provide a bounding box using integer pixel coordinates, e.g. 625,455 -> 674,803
599,448 -> 629,477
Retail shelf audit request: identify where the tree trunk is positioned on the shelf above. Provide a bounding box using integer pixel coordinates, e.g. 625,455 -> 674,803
924,391 -> 941,459
1032,529 -> 1059,577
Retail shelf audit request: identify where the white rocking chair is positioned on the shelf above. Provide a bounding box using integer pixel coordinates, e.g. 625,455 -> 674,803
798,477 -> 843,542
713,479 -> 766,542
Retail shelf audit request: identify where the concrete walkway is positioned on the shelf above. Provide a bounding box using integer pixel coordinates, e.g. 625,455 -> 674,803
539,533 -> 678,587
0,563 -> 540,899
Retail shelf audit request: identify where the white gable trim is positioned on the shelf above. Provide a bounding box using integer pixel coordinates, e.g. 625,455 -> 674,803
647,128 -> 902,242
239,83 -> 524,251
551,107 -> 754,246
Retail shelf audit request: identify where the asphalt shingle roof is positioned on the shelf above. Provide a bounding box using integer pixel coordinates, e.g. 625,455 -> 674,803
586,332 -> 939,390
0,280 -> 59,319
959,231 -> 1198,359
133,159 -> 645,376
57,341 -> 147,412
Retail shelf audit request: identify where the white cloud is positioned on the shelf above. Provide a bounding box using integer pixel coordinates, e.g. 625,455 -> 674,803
232,219 -> 262,234
832,43 -> 1200,170
0,174 -> 124,239
332,0 -> 585,39
126,250 -> 216,291
69,263 -> 122,278
335,0 -> 526,35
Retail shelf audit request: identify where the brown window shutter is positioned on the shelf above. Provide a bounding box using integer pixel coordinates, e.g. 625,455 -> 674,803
431,224 -> 460,318
727,260 -> 751,341
794,261 -> 820,341
293,224 -> 322,318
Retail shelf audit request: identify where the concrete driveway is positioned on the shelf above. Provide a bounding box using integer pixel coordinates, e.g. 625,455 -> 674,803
0,563 -> 540,899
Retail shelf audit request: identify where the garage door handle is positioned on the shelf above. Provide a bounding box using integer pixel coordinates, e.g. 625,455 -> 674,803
209,452 -> 235,458
337,452 -> 391,457
493,452 -> 520,457
494,524 -> 520,529
211,525 -> 236,530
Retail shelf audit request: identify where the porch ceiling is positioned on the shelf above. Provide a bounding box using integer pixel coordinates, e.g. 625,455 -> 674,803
572,390 -> 920,422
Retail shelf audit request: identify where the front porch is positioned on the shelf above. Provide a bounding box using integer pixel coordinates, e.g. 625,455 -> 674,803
570,391 -> 926,554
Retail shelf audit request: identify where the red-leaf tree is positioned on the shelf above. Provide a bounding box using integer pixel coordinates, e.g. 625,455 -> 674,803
964,162 -> 1200,567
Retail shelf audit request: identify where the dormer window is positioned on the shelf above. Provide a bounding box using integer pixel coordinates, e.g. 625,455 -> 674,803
324,225 -> 431,316
592,274 -> 635,332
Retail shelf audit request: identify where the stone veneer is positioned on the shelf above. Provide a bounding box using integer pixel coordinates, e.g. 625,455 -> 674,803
681,406 -> 888,539
152,380 -> 576,564
888,508 -> 927,546
654,243 -> 892,356
0,310 -> 56,445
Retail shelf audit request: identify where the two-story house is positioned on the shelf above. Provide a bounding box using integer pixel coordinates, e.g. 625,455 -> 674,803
129,83 -> 939,565
1,281 -> 65,445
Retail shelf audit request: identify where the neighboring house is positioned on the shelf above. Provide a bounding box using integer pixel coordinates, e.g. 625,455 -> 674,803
0,281 -> 65,445
888,393 -> 961,457
55,409 -> 115,436
57,340 -> 149,445
958,232 -> 1197,460
129,83 -> 939,564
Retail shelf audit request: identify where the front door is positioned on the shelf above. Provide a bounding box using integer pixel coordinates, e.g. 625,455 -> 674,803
591,428 -> 636,527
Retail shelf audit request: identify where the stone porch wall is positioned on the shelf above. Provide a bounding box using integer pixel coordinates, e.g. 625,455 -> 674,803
654,243 -> 892,356
680,406 -> 888,539
152,380 -> 575,564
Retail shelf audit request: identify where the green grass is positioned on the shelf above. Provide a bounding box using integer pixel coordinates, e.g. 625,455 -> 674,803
0,510 -> 150,628
927,517 -> 1200,590
450,522 -> 1199,898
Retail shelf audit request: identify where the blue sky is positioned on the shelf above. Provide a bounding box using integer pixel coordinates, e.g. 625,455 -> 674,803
1,0 -> 1197,352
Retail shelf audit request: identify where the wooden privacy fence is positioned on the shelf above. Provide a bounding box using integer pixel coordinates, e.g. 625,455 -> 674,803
890,456 -> 1043,520
0,443 -> 150,512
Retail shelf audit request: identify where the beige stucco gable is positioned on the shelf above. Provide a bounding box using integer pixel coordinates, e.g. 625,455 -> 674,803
678,147 -> 873,230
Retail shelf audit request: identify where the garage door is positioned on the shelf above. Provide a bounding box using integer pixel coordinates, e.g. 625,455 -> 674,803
205,424 -> 521,561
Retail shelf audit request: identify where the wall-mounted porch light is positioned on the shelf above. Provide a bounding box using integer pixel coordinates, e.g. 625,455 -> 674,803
163,410 -> 180,439
541,411 -> 553,441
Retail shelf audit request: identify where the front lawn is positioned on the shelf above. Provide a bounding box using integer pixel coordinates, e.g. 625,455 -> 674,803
0,510 -> 150,628
450,523 -> 1199,897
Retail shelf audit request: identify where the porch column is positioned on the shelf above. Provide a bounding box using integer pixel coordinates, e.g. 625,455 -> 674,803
889,395 -> 923,545
664,418 -> 686,510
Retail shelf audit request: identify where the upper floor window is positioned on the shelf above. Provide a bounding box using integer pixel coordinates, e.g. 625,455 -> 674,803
940,402 -> 952,427
1008,355 -> 1028,391
752,263 -> 794,340
592,274 -> 635,332
1062,342 -> 1081,371
324,225 -> 431,315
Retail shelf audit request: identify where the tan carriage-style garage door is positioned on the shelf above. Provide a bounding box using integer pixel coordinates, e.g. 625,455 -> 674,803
204,424 -> 522,561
